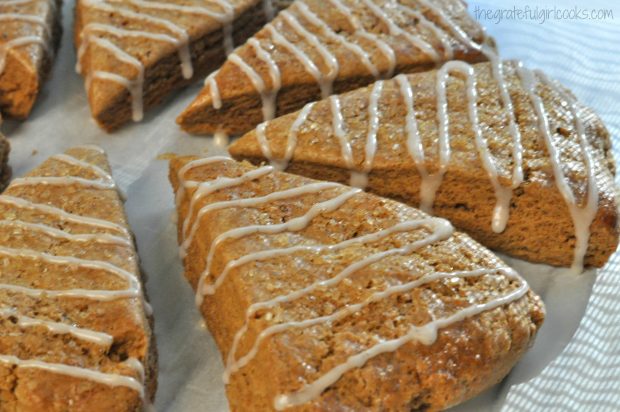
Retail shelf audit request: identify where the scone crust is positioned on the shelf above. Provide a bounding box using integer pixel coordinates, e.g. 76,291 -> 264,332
170,156 -> 545,411
74,0 -> 290,132
229,61 -> 619,268
177,0 -> 493,135
0,0 -> 62,119
0,147 -> 157,411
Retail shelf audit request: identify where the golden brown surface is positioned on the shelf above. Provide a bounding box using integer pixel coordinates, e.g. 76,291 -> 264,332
178,0 -> 492,135
230,61 -> 619,268
0,147 -> 156,411
75,0 -> 293,132
0,134 -> 9,191
0,0 -> 62,119
170,156 -> 544,411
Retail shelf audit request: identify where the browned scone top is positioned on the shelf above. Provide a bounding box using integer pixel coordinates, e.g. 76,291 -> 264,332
0,146 -> 156,411
0,0 -> 62,119
0,133 -> 10,191
170,156 -> 545,412
177,0 -> 493,136
230,60 -> 620,269
75,0 -> 293,132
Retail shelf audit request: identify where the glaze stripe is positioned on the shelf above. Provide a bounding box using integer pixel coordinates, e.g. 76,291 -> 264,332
0,0 -> 54,75
176,157 -> 531,409
0,149 -> 147,397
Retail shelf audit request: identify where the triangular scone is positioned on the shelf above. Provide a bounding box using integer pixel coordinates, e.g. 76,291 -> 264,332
169,156 -> 545,411
0,147 -> 156,410
230,61 -> 620,270
0,0 -> 62,119
177,0 -> 493,135
75,0 -> 293,132
0,132 -> 9,190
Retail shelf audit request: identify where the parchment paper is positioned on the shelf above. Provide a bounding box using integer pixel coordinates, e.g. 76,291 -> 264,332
3,0 -> 619,410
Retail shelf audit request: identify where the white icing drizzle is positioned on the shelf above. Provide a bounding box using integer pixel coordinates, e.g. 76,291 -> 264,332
253,0 -> 530,235
255,122 -> 274,160
11,176 -> 116,190
80,0 -> 192,76
360,0 -> 439,62
52,153 -> 114,182
122,0 -> 234,54
251,58 -> 597,270
282,103 -> 316,170
396,73 -> 439,213
517,66 -> 598,273
295,2 -> 379,78
266,102 -> 315,170
256,102 -> 315,171
351,80 -> 384,189
76,23 -> 179,73
180,166 -> 275,257
224,218 -> 455,380
195,184 -> 358,306
330,96 -> 354,169
0,246 -> 140,289
0,0 -> 53,76
0,195 -> 129,236
81,35 -> 146,121
416,0 -> 523,230
0,307 -> 114,346
280,10 -> 339,98
77,0 -> 246,122
0,149 -> 149,398
265,23 -> 324,94
213,130 -> 230,148
0,36 -> 49,74
74,144 -> 106,153
247,0 -> 492,188
327,0 -> 397,78
397,3 -> 453,60
438,61 -> 513,231
124,357 -> 145,383
174,155 -> 233,209
0,219 -> 130,247
248,37 -> 282,121
204,70 -> 222,109
356,31 -> 396,78
229,44 -> 280,122
0,14 -> 49,36
174,158 -> 531,409
198,0 -> 282,100
0,283 -> 139,300
273,267 -> 528,410
0,355 -> 144,397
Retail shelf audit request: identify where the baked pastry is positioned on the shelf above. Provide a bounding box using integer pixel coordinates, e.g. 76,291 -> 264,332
0,131 -> 10,191
75,0 -> 293,132
0,0 -> 62,119
230,60 -> 619,271
0,146 -> 156,410
169,156 -> 545,411
177,0 -> 494,135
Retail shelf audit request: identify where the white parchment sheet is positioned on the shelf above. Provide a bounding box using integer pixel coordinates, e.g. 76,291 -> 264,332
3,0 -> 619,410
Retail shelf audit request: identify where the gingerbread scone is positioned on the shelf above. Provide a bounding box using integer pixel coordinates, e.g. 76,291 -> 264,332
230,61 -> 619,271
177,0 -> 494,135
75,0 -> 293,132
170,156 -> 544,411
0,146 -> 156,411
0,0 -> 62,119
